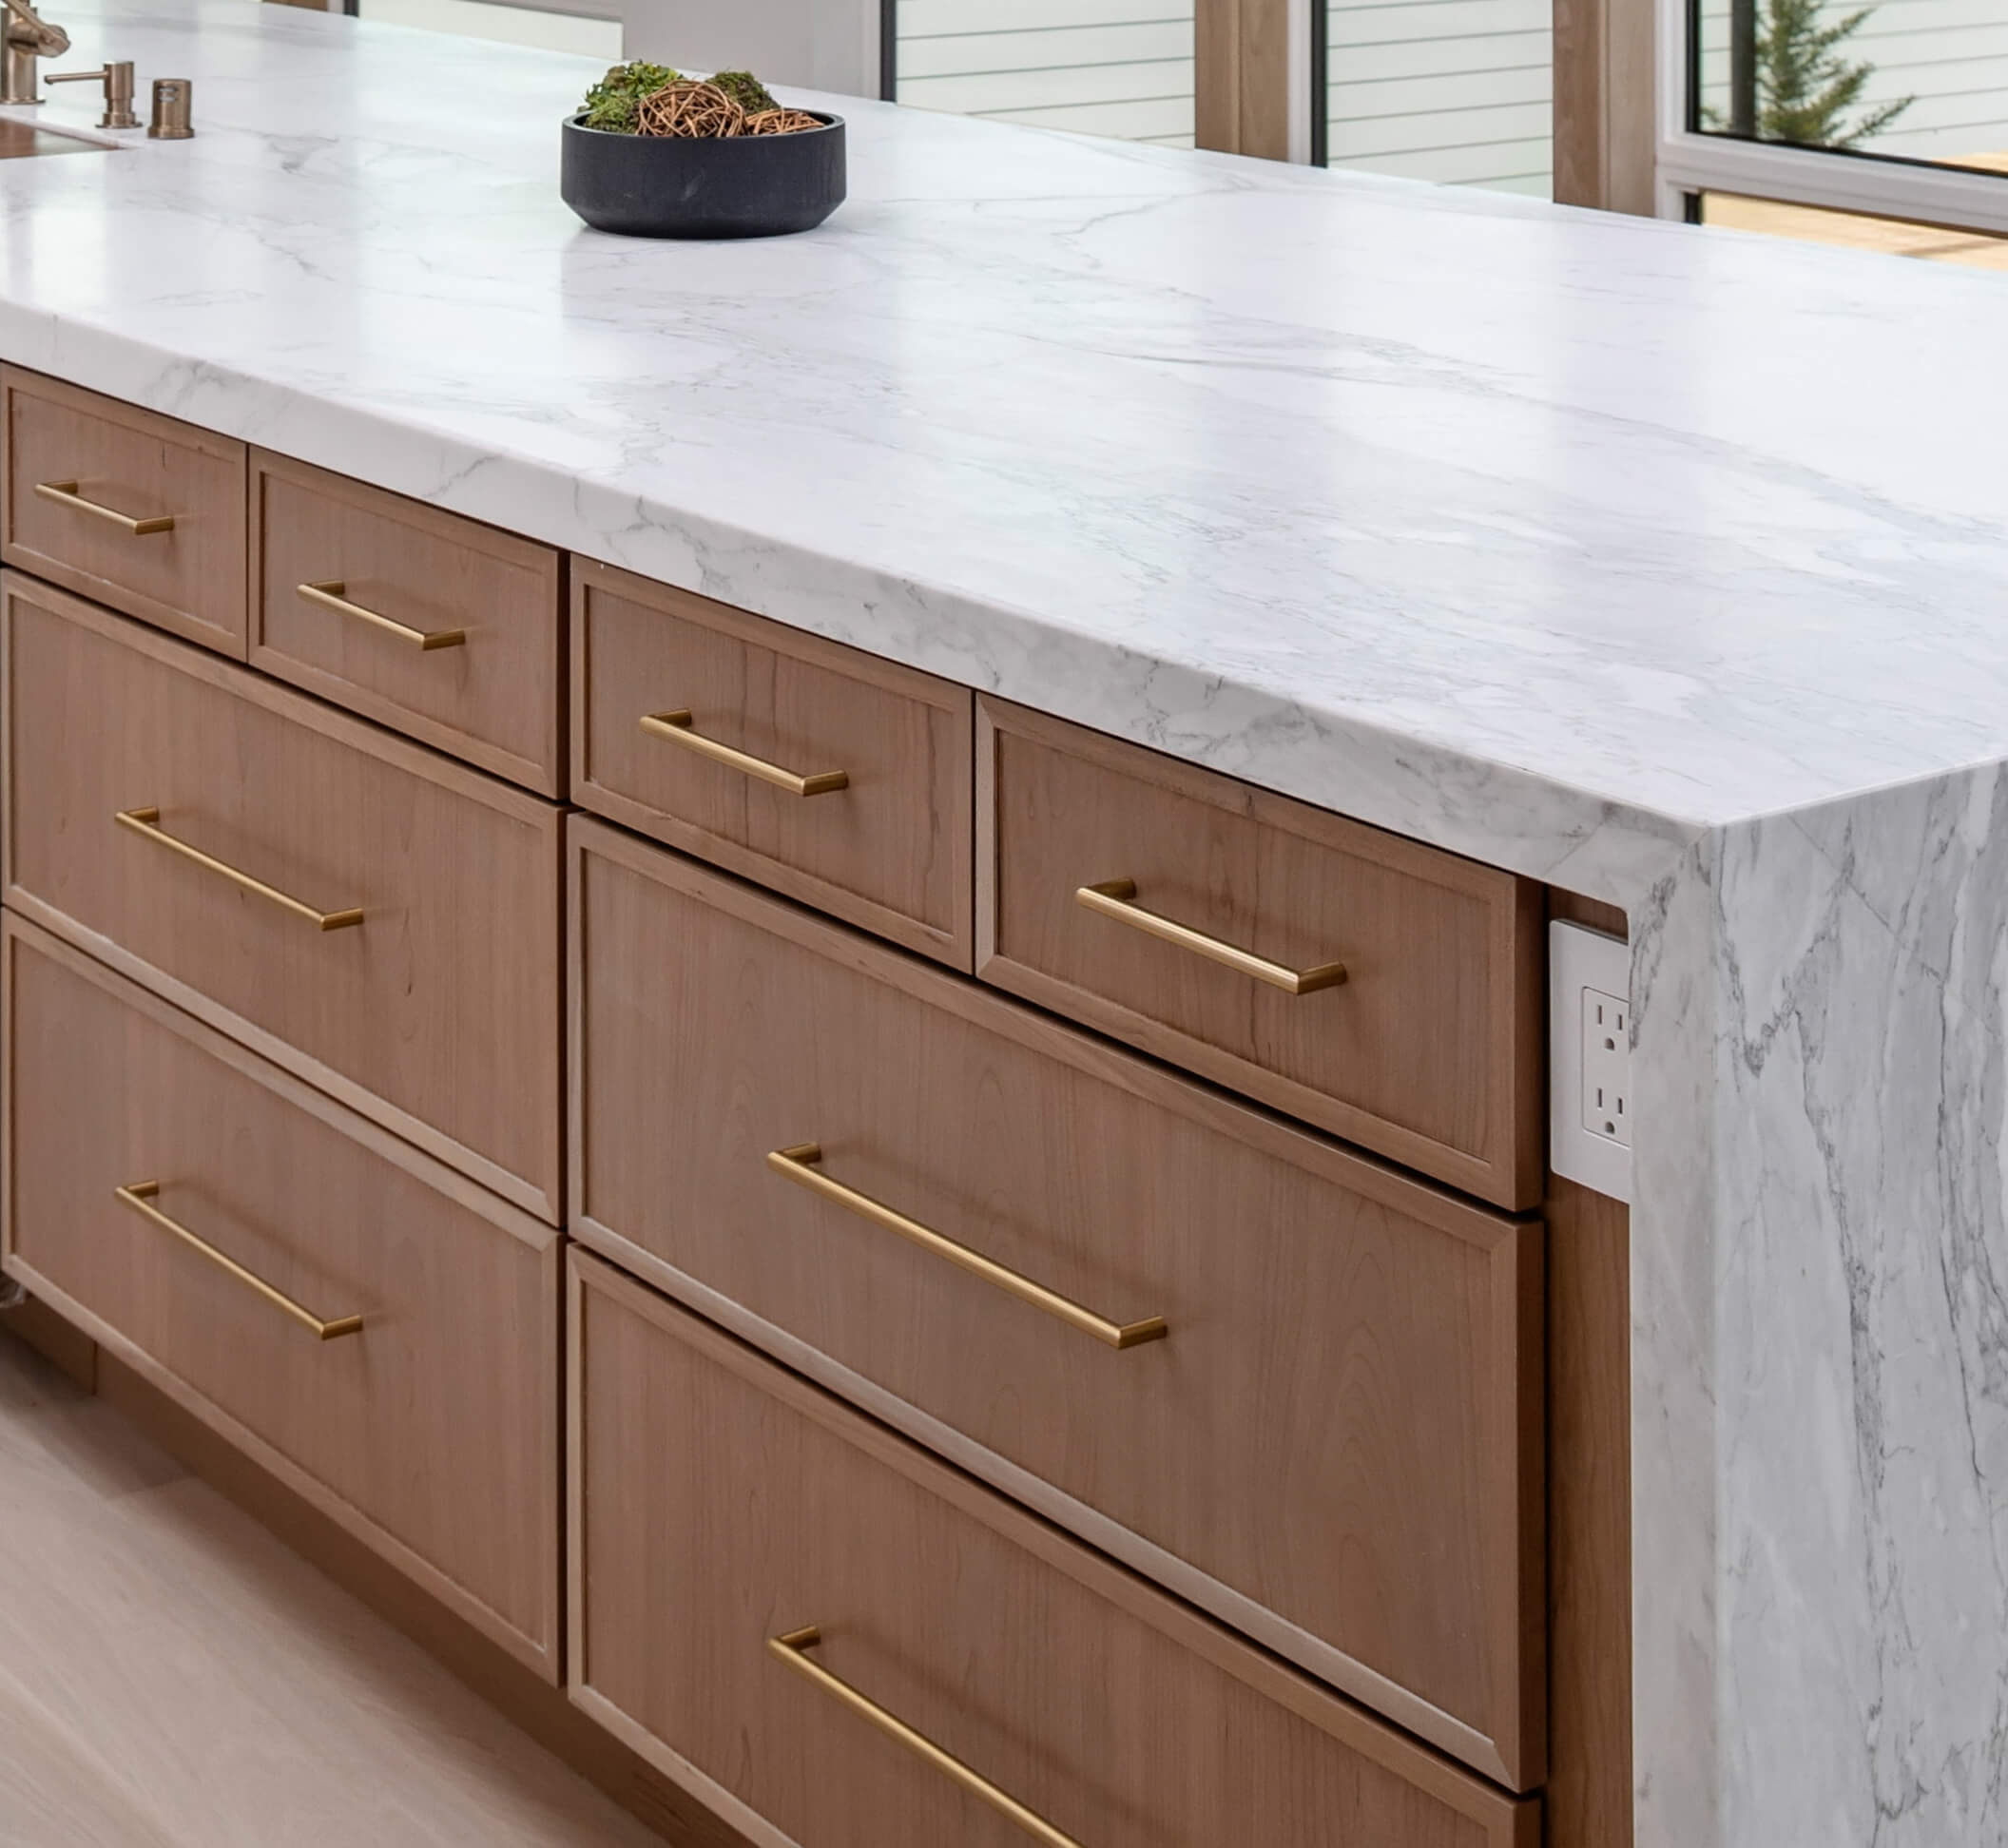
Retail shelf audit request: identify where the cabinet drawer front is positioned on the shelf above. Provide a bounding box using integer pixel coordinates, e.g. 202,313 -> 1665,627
3,920 -> 561,1675
570,1252 -> 1535,1848
977,700 -> 1544,1208
252,452 -> 564,795
1,369 -> 247,657
2,574 -> 563,1220
571,818 -> 1543,1787
572,560 -> 974,967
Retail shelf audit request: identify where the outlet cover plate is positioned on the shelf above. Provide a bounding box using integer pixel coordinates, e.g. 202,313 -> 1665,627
1550,920 -> 1632,1203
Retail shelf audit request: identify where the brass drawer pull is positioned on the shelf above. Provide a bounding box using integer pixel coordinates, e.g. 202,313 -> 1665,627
114,1182 -> 363,1341
767,1144 -> 1167,1350
639,710 -> 849,797
298,581 -> 467,652
767,1626 -> 1083,1848
1075,879 -> 1347,995
33,479 -> 176,536
114,807 -> 365,932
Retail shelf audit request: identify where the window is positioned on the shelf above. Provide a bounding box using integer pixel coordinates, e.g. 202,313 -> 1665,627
1663,0 -> 2008,235
1320,0 -> 1555,198
885,0 -> 1559,195
1692,0 -> 2008,171
888,0 -> 1197,146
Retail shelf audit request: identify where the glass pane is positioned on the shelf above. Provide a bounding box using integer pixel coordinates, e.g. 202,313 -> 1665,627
893,0 -> 1197,147
1699,189 -> 2008,264
1322,0 -> 1554,197
1694,0 -> 2008,172
359,0 -> 620,59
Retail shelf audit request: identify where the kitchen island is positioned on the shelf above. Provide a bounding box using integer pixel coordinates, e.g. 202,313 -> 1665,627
4,6 -> 2008,1847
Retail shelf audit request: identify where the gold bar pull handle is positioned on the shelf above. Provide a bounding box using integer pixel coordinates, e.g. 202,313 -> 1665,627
767,1627 -> 1084,1848
1075,880 -> 1347,996
298,581 -> 466,651
114,1183 -> 363,1341
639,710 -> 849,798
33,480 -> 176,536
114,808 -> 364,932
767,1144 -> 1166,1350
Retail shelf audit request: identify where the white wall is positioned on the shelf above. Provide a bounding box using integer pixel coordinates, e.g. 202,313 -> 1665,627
622,0 -> 880,96
368,0 -> 621,57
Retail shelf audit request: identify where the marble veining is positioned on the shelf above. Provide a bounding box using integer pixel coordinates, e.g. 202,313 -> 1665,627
7,0 -> 2008,899
7,7 -> 2008,1844
1631,780 -> 2008,1846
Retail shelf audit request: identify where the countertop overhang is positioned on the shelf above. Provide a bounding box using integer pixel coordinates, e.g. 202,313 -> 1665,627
6,0 -> 2008,908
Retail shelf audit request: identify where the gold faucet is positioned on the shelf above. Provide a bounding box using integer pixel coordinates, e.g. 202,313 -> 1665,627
2,0 -> 70,106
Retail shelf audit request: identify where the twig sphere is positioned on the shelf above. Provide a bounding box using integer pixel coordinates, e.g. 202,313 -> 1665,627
637,80 -> 745,139
744,107 -> 824,136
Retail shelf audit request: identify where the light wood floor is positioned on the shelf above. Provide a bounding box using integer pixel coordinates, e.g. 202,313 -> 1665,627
0,1327 -> 663,1848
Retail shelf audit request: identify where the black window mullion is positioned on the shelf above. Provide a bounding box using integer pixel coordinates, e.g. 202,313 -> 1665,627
1311,0 -> 1328,166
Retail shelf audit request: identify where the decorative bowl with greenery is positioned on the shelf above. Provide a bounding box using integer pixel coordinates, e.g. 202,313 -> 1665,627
560,61 -> 846,239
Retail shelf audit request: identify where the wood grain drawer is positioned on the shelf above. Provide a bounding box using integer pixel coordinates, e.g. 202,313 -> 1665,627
251,451 -> 565,796
1,572 -> 563,1221
570,1250 -> 1536,1848
1,919 -> 561,1676
1,368 -> 247,657
571,818 -> 1544,1788
977,699 -> 1544,1208
572,560 -> 974,967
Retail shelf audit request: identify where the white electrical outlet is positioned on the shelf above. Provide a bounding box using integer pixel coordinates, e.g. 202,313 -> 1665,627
1581,988 -> 1631,1146
1550,921 -> 1632,1202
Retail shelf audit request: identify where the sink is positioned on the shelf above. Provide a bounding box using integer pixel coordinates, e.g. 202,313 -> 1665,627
0,117 -> 113,159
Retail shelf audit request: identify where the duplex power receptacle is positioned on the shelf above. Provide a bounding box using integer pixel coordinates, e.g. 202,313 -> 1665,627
1581,988 -> 1630,1146
1550,921 -> 1632,1202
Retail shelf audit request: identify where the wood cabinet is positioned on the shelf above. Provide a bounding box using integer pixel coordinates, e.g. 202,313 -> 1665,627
571,560 -> 975,967
0,371 -> 1632,1848
1,368 -> 248,658
1,572 -> 564,1222
251,450 -> 566,796
571,816 -> 1545,1788
570,1249 -> 1538,1848
2,917 -> 561,1676
978,698 -> 1545,1208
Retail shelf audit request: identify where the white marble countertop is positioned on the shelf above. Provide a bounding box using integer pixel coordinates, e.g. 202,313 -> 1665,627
10,11 -> 2008,1848
7,0 -> 2008,908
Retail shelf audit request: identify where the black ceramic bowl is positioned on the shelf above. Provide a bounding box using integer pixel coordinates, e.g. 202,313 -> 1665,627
561,111 -> 846,239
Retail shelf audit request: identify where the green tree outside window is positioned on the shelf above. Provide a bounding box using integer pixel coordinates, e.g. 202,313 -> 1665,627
1713,0 -> 1913,149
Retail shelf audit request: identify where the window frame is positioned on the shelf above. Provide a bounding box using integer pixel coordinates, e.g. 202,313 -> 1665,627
877,0 -> 1308,158
1652,0 -> 2008,233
